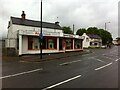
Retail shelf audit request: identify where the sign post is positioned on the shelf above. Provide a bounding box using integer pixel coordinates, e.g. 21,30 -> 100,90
40,0 -> 43,59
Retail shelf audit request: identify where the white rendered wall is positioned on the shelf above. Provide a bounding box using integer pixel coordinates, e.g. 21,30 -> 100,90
11,24 -> 63,38
22,36 -> 28,54
82,33 -> 90,48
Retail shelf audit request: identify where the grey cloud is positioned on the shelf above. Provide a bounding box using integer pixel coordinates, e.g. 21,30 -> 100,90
0,0 -> 119,39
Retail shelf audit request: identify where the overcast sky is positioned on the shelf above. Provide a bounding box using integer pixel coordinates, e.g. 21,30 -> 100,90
0,0 -> 119,39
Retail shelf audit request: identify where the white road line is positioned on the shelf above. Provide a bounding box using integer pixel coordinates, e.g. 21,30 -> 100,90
95,63 -> 112,71
88,56 -> 97,59
94,58 -> 106,63
0,68 -> 43,79
82,54 -> 90,56
59,60 -> 81,66
115,58 -> 120,62
103,56 -> 114,60
42,75 -> 82,90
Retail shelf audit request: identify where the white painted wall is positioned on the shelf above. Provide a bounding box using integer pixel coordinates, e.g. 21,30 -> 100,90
82,33 -> 90,48
5,39 -> 16,48
11,24 -> 63,38
22,36 -> 28,54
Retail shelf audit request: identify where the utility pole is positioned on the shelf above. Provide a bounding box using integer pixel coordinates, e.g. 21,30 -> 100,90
40,0 -> 43,59
73,24 -> 74,35
105,22 -> 106,30
105,22 -> 110,31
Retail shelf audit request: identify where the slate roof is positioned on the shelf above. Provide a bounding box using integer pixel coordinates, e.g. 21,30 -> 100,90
87,34 -> 101,39
11,17 -> 62,30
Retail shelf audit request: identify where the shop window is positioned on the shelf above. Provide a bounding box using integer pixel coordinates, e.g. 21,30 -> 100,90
33,37 -> 39,49
28,36 -> 33,50
59,38 -> 63,50
42,37 -> 47,49
74,39 -> 81,49
48,38 -> 57,49
65,39 -> 72,49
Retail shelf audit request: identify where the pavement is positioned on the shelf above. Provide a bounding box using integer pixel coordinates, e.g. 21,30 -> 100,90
3,49 -> 91,62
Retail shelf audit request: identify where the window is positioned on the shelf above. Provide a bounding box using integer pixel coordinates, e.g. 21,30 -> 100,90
86,38 -> 89,42
47,38 -> 57,49
28,36 -> 33,50
42,37 -> 47,49
65,39 -> 73,49
74,39 -> 81,49
94,43 -> 97,45
33,37 -> 39,49
28,36 -> 57,50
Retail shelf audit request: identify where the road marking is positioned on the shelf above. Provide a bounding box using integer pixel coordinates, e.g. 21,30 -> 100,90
103,56 -> 114,60
88,56 -> 97,59
115,58 -> 120,62
59,60 -> 81,66
42,75 -> 82,90
82,54 -> 90,56
95,63 -> 112,71
94,58 -> 106,63
0,68 -> 43,79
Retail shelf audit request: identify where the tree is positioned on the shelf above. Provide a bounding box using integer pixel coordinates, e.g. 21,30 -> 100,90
86,27 -> 113,45
62,26 -> 73,34
76,28 -> 86,36
86,27 -> 99,34
99,29 -> 113,45
76,26 -> 113,45
116,37 -> 120,41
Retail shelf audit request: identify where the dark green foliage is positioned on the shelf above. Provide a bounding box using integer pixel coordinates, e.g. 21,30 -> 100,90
76,28 -> 86,36
116,37 -> 120,41
62,26 -> 73,34
76,27 -> 113,45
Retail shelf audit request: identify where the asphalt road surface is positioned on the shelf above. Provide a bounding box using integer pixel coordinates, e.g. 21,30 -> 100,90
1,46 -> 120,89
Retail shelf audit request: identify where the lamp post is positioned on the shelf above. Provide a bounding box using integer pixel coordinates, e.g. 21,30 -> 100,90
105,22 -> 110,46
73,24 -> 74,35
40,0 -> 43,59
105,22 -> 110,31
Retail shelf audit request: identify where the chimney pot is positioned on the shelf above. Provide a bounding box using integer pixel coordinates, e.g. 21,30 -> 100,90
21,11 -> 26,20
55,21 -> 59,25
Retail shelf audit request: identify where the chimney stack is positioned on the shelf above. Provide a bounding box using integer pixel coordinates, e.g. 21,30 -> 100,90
55,21 -> 59,25
21,11 -> 26,20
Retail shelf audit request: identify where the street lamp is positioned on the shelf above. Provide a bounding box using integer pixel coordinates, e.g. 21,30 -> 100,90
105,22 -> 110,46
73,24 -> 74,35
105,22 -> 110,31
40,0 -> 43,59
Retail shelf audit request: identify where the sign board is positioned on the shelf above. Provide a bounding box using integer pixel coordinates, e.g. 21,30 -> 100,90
39,33 -> 43,40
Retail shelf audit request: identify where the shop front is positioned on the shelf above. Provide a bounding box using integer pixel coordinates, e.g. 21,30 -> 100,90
18,30 -> 84,55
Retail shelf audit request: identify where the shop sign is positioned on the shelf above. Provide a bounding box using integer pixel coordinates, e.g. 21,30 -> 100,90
64,34 -> 74,38
19,30 -> 61,37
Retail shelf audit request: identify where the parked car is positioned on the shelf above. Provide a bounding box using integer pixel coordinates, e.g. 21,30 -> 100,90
101,45 -> 107,49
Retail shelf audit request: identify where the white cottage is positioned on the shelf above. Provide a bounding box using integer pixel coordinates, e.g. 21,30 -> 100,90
6,11 -> 84,56
82,33 -> 102,48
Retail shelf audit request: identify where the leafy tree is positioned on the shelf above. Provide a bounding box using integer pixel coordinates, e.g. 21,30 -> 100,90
86,27 -> 99,34
116,37 -> 120,41
76,28 -> 86,36
62,26 -> 73,34
99,29 -> 113,45
76,26 -> 113,45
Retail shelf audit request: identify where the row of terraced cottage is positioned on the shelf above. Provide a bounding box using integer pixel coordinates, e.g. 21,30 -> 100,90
5,11 -> 102,56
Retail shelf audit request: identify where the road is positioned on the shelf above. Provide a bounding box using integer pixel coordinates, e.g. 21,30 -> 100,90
1,46 -> 120,89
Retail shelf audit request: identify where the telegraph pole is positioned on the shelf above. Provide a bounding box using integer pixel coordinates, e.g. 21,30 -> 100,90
40,0 -> 43,59
105,22 -> 106,30
73,24 -> 74,35
105,22 -> 110,31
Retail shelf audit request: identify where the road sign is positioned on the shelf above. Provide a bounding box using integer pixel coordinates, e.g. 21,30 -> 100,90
39,33 -> 43,40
